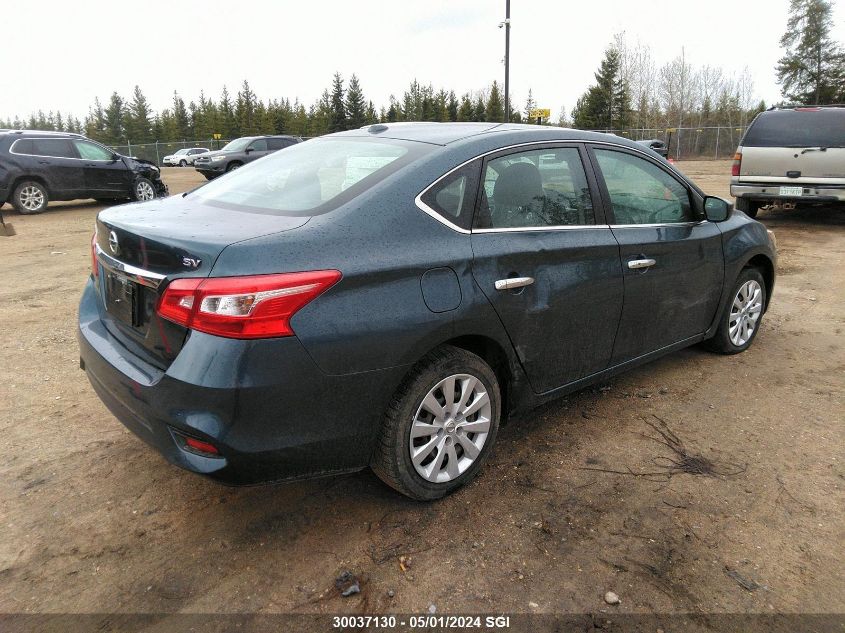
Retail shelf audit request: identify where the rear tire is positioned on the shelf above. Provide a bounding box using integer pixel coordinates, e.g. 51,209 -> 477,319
371,346 -> 501,500
12,181 -> 48,214
736,197 -> 761,218
703,268 -> 766,354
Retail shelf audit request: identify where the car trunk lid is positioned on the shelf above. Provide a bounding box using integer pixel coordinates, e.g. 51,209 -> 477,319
94,196 -> 310,368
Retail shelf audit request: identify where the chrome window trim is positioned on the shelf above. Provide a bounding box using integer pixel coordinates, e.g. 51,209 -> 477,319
95,243 -> 165,289
415,140 -> 609,235
473,224 -> 610,233
609,220 -> 709,229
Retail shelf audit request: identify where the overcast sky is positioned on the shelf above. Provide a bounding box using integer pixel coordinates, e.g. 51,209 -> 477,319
2,0 -> 843,122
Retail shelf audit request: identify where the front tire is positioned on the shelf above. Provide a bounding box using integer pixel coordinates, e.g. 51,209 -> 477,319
226,162 -> 242,172
179,159 -> 187,167
704,268 -> 766,354
371,346 -> 501,500
132,178 -> 156,202
12,181 -> 49,214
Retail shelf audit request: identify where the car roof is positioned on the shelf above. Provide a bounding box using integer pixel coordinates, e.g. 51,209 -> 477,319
332,121 -> 648,150
0,129 -> 86,140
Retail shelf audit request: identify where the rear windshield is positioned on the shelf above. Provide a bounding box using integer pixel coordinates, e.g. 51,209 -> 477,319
192,137 -> 431,215
743,109 -> 845,148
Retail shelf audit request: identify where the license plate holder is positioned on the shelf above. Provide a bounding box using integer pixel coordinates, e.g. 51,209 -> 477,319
105,272 -> 139,326
779,186 -> 803,197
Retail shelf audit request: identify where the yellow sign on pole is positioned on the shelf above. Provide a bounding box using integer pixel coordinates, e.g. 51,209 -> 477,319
213,133 -> 222,140
529,108 -> 551,119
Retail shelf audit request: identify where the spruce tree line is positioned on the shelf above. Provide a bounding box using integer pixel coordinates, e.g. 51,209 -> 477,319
0,75 -> 520,146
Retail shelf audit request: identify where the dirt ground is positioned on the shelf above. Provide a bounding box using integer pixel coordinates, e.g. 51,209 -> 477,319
0,163 -> 843,623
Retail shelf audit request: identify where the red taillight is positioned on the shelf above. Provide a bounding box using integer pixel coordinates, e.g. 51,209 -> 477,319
731,152 -> 742,177
184,436 -> 220,456
156,270 -> 342,339
91,230 -> 99,279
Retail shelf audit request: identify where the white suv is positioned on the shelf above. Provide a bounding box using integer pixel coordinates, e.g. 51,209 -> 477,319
731,106 -> 845,217
162,147 -> 210,167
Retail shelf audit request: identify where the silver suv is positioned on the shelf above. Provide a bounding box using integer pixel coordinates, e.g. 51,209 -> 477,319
730,106 -> 845,217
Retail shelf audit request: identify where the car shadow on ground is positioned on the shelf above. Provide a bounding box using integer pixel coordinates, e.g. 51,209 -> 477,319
757,204 -> 845,227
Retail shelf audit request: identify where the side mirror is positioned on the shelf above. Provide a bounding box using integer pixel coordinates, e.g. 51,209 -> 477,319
244,147 -> 254,154
112,153 -> 120,161
704,196 -> 732,222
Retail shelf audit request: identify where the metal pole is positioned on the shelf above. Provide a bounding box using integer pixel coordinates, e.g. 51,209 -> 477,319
504,0 -> 510,123
715,127 -> 720,160
155,140 -> 160,166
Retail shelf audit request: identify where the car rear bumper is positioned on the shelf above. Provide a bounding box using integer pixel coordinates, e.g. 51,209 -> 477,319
731,183 -> 845,203
77,277 -> 404,485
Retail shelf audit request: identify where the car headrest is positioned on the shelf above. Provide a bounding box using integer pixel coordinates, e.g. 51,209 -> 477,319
493,162 -> 544,209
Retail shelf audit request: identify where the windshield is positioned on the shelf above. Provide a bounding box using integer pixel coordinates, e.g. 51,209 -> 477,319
174,149 -> 189,155
220,137 -> 253,152
743,110 -> 845,148
192,137 -> 430,215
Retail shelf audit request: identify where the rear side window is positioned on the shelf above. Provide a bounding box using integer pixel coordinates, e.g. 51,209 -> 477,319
15,138 -> 76,158
420,161 -> 481,230
266,138 -> 292,150
743,110 -> 845,148
475,147 -> 595,229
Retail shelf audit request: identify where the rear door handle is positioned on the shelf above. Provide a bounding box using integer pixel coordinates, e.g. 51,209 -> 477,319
628,258 -> 656,270
495,276 -> 534,291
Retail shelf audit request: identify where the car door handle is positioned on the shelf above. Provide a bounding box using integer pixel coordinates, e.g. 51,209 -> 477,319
495,277 -> 535,291
628,258 -> 656,270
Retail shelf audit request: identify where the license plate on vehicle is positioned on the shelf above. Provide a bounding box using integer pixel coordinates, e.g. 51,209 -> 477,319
105,272 -> 138,326
779,186 -> 803,196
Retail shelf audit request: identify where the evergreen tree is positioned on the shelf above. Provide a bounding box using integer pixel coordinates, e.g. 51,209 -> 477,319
219,86 -> 237,138
447,91 -> 459,122
486,81 -> 504,122
345,74 -> 367,129
473,95 -> 486,122
523,88 -> 537,122
457,95 -> 474,121
329,73 -> 347,132
572,45 -> 631,129
171,91 -> 189,140
235,80 -> 258,135
776,0 -> 845,104
104,92 -> 125,143
125,86 -> 153,142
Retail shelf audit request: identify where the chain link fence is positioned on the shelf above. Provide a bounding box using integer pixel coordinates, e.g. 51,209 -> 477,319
589,126 -> 749,160
108,139 -> 231,166
109,126 -> 748,165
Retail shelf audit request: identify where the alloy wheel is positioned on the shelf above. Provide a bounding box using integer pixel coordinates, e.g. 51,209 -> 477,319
729,279 -> 763,347
409,373 -> 491,483
19,186 -> 45,211
136,180 -> 155,201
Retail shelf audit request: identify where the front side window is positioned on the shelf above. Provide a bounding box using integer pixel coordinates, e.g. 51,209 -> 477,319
420,162 -> 480,230
193,137 -> 428,215
74,140 -> 113,161
475,147 -> 594,229
594,149 -> 694,225
248,139 -> 268,152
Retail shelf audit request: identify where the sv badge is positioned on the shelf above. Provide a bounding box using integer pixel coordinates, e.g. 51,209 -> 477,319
182,256 -> 202,268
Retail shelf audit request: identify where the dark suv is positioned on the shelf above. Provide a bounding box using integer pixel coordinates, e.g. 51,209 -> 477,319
194,135 -> 301,179
0,130 -> 167,214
